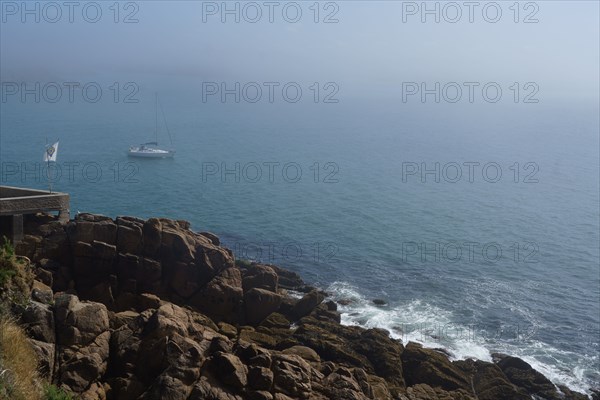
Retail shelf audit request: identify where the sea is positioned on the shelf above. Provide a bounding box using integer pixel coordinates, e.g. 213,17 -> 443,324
1,88 -> 599,395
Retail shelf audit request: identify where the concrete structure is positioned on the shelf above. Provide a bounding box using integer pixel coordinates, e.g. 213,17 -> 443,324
0,186 -> 69,243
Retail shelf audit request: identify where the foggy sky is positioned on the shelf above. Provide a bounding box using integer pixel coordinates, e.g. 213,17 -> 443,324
1,1 -> 599,102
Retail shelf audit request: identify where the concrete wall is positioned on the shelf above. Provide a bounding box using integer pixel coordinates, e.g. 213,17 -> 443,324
0,186 -> 70,242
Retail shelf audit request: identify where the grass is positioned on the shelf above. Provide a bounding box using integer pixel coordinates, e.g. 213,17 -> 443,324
0,316 -> 43,400
0,238 -> 73,400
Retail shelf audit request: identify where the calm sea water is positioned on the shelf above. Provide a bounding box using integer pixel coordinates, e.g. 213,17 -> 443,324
1,92 -> 599,393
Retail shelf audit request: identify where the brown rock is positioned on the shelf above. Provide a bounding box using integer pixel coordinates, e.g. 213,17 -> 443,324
355,328 -> 405,388
137,257 -> 161,293
273,394 -> 295,400
454,359 -> 530,400
86,280 -> 115,305
239,328 -> 278,349
161,227 -> 195,264
169,261 -> 202,298
218,322 -> 238,339
116,253 -> 140,286
494,354 -> 563,400
31,279 -> 53,304
210,336 -> 233,354
366,374 -> 393,400
142,218 -> 162,257
20,300 -> 55,343
293,320 -> 370,373
29,338 -> 55,377
67,220 -> 95,244
92,240 -> 117,265
557,385 -> 590,400
144,303 -> 202,340
213,352 -> 248,389
246,391 -> 273,400
34,265 -> 54,287
117,223 -> 143,254
243,264 -> 279,293
289,290 -> 325,320
200,231 -> 220,246
57,331 -> 111,392
268,265 -> 304,289
405,383 -> 475,400
15,234 -> 42,260
195,244 -> 236,286
323,367 -> 369,400
39,223 -> 70,263
80,381 -> 107,400
401,342 -> 469,392
260,313 -> 290,331
272,353 -> 312,398
282,345 -> 320,363
110,310 -> 140,330
248,366 -> 274,391
190,377 -> 243,400
54,294 -> 110,345
93,219 -> 118,245
191,268 -> 243,323
245,288 -> 282,325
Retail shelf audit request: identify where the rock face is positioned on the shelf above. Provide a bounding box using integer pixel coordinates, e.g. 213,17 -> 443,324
54,294 -> 111,398
10,213 -> 593,400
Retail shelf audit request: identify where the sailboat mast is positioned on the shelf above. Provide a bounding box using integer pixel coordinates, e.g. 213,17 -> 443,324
155,93 -> 158,143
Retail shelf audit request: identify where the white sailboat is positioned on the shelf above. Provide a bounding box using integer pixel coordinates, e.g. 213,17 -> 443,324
128,94 -> 175,158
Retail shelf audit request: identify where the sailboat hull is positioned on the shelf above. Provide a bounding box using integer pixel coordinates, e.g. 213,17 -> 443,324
127,148 -> 175,158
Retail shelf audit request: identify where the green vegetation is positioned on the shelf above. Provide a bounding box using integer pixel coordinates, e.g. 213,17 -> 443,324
0,238 -> 16,287
235,258 -> 253,268
0,238 -> 14,259
43,384 -> 73,400
0,268 -> 16,288
0,237 -> 33,304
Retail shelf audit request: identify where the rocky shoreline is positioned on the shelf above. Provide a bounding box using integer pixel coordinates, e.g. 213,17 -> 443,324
4,213 -> 598,400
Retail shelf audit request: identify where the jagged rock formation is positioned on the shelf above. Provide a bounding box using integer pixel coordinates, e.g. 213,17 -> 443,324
9,213 -> 596,400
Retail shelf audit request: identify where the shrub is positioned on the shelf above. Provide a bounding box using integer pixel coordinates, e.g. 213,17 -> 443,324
0,237 -> 33,304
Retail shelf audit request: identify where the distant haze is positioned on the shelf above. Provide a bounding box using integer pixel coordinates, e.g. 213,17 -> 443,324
1,1 -> 598,103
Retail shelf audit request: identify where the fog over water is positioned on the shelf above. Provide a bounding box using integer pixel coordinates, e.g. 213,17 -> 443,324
1,0 -> 599,394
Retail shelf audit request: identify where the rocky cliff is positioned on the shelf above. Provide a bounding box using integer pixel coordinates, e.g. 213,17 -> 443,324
6,213 -> 597,400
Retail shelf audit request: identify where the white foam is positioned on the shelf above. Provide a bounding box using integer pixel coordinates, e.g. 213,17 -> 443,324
326,281 -> 597,397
